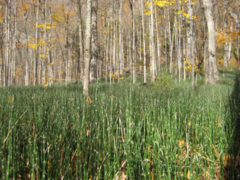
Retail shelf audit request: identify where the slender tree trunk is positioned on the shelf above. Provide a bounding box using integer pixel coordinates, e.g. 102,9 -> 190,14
187,0 -> 194,89
83,0 -> 92,95
47,2 -> 54,86
140,0 -> 147,83
155,7 -> 161,75
204,20 -> 209,82
113,22 -> 116,75
11,0 -> 17,85
224,17 -> 232,67
105,22 -> 109,83
90,0 -> 98,82
119,0 -> 123,76
202,0 -> 219,84
150,0 -> 156,82
20,0 -> 30,86
32,0 -> 39,85
3,1 -> 10,87
77,1 -> 84,81
132,0 -> 136,83
167,7 -> 173,75
128,29 -> 131,72
164,29 -> 168,73
184,35 -> 187,80
178,1 -> 183,80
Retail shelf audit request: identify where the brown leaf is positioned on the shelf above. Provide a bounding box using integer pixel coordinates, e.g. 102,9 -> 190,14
178,139 -> 186,148
223,154 -> 233,168
86,97 -> 92,104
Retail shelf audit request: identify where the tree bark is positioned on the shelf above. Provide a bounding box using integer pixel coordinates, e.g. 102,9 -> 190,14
90,0 -> 98,82
33,0 -> 39,85
119,0 -> 123,76
83,0 -> 92,95
187,0 -> 194,90
150,0 -> 156,82
77,0 -> 84,82
178,1 -> 183,80
132,0 -> 136,83
202,0 -> 219,84
223,0 -> 240,69
47,2 -> 54,86
223,16 -> 232,67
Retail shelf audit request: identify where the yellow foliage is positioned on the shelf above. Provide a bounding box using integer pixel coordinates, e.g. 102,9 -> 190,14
179,0 -> 187,3
144,0 -> 175,9
28,43 -> 38,49
184,60 -> 200,72
38,23 -> 55,29
52,13 -> 65,23
176,10 -> 196,19
38,39 -> 45,46
49,61 -> 54,65
144,9 -> 152,15
217,30 -> 239,43
155,0 -> 173,7
0,13 -> 3,23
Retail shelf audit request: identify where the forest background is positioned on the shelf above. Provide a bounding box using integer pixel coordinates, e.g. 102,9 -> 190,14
0,0 -> 239,91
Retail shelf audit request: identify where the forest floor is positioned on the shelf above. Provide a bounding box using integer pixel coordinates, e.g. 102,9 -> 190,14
0,68 -> 239,179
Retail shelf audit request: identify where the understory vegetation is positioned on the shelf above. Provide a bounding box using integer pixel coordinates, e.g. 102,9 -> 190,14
0,70 -> 239,179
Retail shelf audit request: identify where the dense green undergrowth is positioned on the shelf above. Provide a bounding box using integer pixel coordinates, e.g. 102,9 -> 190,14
0,73 -> 238,179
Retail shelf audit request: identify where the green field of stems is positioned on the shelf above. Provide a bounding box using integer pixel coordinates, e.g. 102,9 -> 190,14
0,74 -> 239,180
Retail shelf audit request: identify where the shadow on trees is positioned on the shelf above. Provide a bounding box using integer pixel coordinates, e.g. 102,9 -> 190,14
226,72 -> 240,179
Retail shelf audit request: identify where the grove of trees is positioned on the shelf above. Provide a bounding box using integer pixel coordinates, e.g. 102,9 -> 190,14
0,0 -> 239,94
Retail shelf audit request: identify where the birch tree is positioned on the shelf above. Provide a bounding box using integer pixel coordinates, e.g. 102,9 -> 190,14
150,0 -> 156,82
177,1 -> 183,80
83,0 -> 92,95
223,14 -> 232,67
90,0 -> 98,82
132,0 -> 136,83
187,0 -> 194,89
118,0 -> 123,76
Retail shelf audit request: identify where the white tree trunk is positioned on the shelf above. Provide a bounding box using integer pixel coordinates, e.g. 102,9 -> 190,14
187,0 -> 194,89
202,0 -> 219,84
77,1 -> 84,81
178,1 -> 183,80
90,0 -> 98,82
155,7 -> 161,75
224,18 -> 232,67
132,0 -> 136,83
33,0 -> 39,85
47,2 -> 54,86
83,0 -> 92,95
150,0 -> 156,82
141,0 -> 147,83
119,0 -> 123,76
167,7 -> 173,74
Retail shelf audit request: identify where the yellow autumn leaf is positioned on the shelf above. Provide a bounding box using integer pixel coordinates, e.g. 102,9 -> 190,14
38,39 -> 45,46
49,61 -> 54,65
38,23 -> 55,29
144,9 -> 152,15
28,43 -> 38,49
